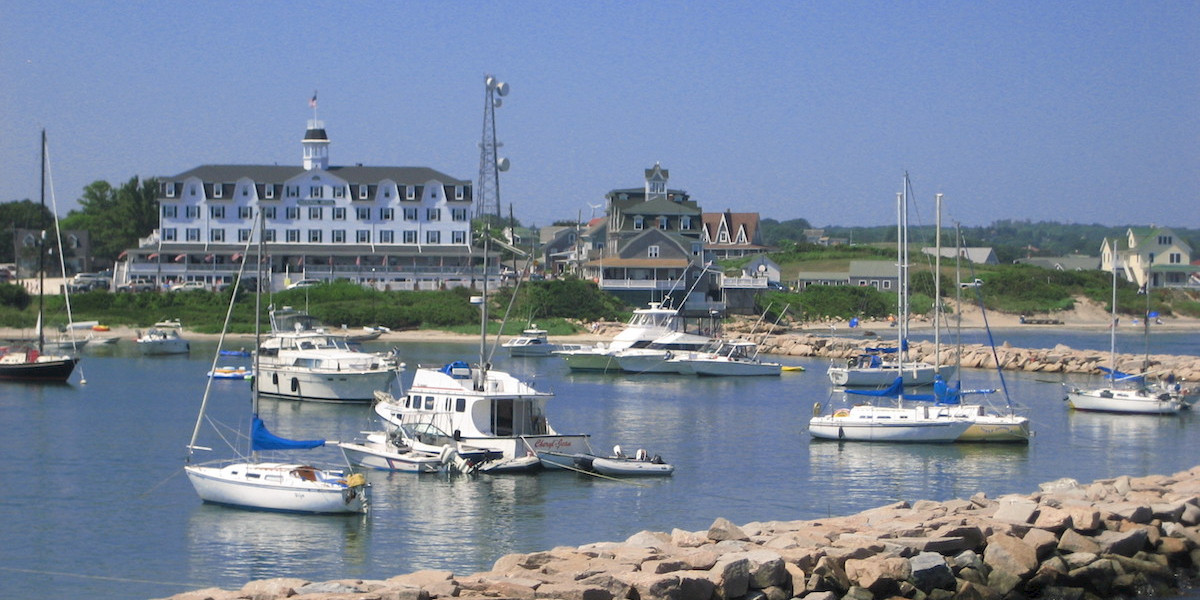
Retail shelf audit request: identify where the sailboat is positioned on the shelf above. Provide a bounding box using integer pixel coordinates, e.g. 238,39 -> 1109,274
1064,247 -> 1183,415
373,233 -> 590,472
827,175 -> 938,387
0,131 -> 79,383
809,177 -> 971,443
184,212 -> 368,513
929,207 -> 1030,443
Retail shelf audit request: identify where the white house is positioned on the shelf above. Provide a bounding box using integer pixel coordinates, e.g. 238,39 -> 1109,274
119,118 -> 489,291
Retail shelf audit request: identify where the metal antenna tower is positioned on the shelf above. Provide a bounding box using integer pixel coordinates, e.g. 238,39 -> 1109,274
475,74 -> 510,221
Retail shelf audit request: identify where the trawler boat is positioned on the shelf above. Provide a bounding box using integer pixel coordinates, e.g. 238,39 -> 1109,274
373,360 -> 590,472
502,326 -> 555,357
254,306 -> 398,403
136,319 -> 191,355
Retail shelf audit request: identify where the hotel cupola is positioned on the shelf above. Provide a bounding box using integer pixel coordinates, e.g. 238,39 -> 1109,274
302,119 -> 330,170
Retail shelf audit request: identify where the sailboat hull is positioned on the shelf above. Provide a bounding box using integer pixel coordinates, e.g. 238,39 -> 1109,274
0,356 -> 79,382
1066,387 -> 1182,415
828,363 -> 942,387
809,405 -> 971,442
185,462 -> 367,513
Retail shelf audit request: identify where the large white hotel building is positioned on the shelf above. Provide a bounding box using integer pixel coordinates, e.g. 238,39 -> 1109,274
118,119 -> 492,291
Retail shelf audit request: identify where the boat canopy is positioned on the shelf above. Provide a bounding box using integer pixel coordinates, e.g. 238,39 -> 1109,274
440,360 -> 472,378
251,416 -> 325,451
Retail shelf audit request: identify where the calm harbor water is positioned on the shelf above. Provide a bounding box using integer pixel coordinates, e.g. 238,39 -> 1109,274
1,332 -> 1198,600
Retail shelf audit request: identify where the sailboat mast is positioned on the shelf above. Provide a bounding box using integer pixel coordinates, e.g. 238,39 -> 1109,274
37,129 -> 46,354
934,192 -> 943,374
1108,241 -> 1118,374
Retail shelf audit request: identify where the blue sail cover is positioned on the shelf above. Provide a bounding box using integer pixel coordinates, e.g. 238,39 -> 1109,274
933,375 -> 961,405
845,377 -> 936,402
251,416 -> 325,451
1098,366 -> 1144,384
440,360 -> 471,375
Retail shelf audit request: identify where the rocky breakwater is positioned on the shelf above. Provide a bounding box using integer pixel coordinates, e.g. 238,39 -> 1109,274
756,334 -> 1200,383
160,467 -> 1200,600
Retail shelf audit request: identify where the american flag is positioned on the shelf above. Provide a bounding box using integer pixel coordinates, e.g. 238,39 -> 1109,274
309,91 -> 317,109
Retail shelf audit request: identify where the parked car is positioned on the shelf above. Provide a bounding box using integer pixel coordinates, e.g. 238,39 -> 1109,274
169,281 -> 207,292
285,278 -> 322,290
960,278 -> 984,289
117,280 -> 157,293
68,273 -> 110,293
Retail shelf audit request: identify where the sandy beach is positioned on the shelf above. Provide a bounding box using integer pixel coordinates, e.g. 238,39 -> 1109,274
2,296 -> 1196,348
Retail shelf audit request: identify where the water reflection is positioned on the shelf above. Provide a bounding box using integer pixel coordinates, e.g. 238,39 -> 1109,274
807,440 -> 1030,518
186,505 -> 368,583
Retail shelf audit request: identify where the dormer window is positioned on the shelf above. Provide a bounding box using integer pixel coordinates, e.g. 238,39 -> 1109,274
359,185 -> 369,199
212,184 -> 222,198
455,186 -> 464,200
265,184 -> 274,199
634,216 -> 644,230
657,216 -> 668,229
166,182 -> 176,197
680,216 -> 691,230
406,186 -> 415,200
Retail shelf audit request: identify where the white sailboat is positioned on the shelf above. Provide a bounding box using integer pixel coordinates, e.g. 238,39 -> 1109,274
1064,250 -> 1183,415
809,177 -> 972,443
184,212 -> 368,513
933,207 -> 1030,442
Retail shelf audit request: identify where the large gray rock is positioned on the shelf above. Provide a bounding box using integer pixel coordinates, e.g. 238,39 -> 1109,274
241,578 -> 309,600
807,555 -> 850,594
1095,527 -> 1149,556
844,556 -> 910,596
908,552 -> 956,593
982,534 -> 1038,594
992,499 -> 1039,525
711,553 -> 751,598
1056,528 -> 1101,554
1022,527 -> 1059,559
707,517 -> 750,542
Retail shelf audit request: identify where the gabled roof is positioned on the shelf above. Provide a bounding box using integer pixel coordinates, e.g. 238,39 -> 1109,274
848,261 -> 897,278
702,211 -> 761,246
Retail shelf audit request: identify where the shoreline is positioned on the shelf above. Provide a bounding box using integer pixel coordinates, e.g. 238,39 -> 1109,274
157,466 -> 1200,600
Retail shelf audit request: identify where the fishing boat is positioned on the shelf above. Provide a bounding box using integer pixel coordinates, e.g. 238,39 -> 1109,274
553,302 -> 683,372
1064,250 -> 1183,415
613,330 -> 715,374
136,319 -> 190,355
0,131 -> 79,383
668,340 -> 782,376
502,326 -> 555,356
572,446 -> 674,477
184,212 -> 367,514
336,430 -> 445,473
374,250 -> 590,472
253,306 -> 399,403
373,359 -> 590,472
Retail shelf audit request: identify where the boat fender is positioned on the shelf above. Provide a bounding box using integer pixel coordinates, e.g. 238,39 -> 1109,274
664,351 -> 672,360
812,402 -> 822,417
1157,393 -> 1172,402
847,357 -> 858,368
636,448 -> 648,461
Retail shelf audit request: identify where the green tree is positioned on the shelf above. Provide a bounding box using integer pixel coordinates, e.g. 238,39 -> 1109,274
60,176 -> 159,262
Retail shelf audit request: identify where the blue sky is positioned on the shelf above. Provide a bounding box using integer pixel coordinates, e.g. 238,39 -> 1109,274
2,2 -> 1196,229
